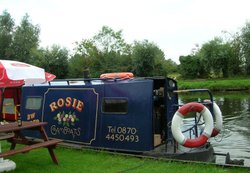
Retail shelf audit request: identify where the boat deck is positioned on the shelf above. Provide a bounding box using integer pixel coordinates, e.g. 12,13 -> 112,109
143,142 -> 215,162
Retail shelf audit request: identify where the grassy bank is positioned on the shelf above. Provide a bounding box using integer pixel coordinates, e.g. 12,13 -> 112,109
2,142 -> 248,173
178,78 -> 250,91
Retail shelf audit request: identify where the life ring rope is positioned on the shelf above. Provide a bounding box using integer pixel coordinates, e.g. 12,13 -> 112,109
171,102 -> 214,148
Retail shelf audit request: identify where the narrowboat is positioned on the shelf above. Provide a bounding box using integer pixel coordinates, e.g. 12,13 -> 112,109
1,72 -> 241,164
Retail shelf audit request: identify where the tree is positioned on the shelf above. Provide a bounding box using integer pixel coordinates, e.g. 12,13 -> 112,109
73,26 -> 132,77
68,53 -> 92,78
0,10 -> 15,59
163,59 -> 178,75
29,47 -> 45,67
241,21 -> 250,75
10,13 -> 40,63
131,40 -> 166,77
222,31 -> 243,76
92,26 -> 131,55
198,37 -> 231,78
179,55 -> 205,78
41,45 -> 69,79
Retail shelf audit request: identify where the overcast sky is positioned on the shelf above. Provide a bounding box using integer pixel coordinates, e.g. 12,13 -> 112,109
1,0 -> 250,63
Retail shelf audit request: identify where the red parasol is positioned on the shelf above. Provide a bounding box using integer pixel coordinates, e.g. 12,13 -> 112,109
0,60 -> 56,87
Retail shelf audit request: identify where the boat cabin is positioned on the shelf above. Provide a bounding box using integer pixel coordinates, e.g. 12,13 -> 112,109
18,77 -> 178,152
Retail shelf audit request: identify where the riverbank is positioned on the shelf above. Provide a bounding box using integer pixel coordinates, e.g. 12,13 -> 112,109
178,78 -> 250,91
4,143 -> 249,173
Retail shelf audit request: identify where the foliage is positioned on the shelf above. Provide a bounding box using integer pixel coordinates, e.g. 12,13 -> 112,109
241,21 -> 250,75
0,11 -> 69,80
67,53 -> 88,78
72,27 -> 177,78
2,10 -> 250,80
41,45 -> 69,79
0,10 -> 15,59
183,32 -> 245,79
92,26 -> 131,55
178,21 -> 250,79
10,13 -> 40,63
179,55 -> 207,79
198,37 -> 230,78
131,40 -> 168,76
72,26 -> 133,78
178,77 -> 250,91
29,48 -> 45,67
164,59 -> 178,74
225,32 -> 243,76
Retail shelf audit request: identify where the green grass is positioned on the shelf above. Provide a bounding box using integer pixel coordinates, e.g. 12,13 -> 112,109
178,78 -> 250,91
1,142 -> 248,173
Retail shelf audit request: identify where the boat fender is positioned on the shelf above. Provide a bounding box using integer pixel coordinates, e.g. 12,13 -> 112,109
171,102 -> 214,148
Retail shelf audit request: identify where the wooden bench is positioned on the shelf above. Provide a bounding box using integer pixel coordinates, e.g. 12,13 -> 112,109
0,133 -> 14,140
0,139 -> 62,157
0,122 -> 63,165
0,139 -> 62,164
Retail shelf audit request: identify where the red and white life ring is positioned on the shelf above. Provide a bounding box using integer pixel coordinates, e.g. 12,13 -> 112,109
198,100 -> 223,137
171,102 -> 214,148
100,72 -> 134,79
211,102 -> 223,136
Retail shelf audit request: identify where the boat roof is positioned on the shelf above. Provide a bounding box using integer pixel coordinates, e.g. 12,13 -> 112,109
26,77 -> 157,87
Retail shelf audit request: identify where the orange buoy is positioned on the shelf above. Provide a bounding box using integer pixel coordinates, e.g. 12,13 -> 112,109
100,72 -> 134,79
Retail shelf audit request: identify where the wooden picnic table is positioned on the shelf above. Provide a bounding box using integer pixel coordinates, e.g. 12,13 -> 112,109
0,121 -> 62,165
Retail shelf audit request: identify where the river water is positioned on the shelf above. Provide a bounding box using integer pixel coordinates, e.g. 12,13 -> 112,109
179,91 -> 250,167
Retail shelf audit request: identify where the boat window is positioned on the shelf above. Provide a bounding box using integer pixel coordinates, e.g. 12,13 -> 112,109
25,97 -> 42,110
102,98 -> 128,114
